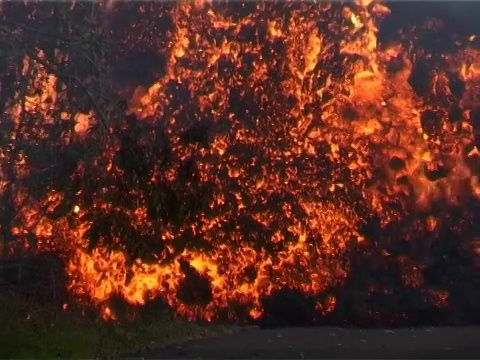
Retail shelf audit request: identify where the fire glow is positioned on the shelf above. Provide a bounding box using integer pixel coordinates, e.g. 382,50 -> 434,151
1,1 -> 480,324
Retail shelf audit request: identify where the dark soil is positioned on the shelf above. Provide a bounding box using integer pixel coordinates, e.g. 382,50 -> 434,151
136,326 -> 480,359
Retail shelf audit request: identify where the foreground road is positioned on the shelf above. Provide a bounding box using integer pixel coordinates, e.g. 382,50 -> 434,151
135,326 -> 480,359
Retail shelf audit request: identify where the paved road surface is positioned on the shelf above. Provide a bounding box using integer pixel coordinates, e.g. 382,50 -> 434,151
135,326 -> 480,359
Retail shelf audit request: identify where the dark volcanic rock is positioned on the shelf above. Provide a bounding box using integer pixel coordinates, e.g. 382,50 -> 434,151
259,287 -> 316,328
176,259 -> 213,307
139,297 -> 172,324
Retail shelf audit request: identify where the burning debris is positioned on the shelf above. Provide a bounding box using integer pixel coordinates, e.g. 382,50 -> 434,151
1,0 -> 480,327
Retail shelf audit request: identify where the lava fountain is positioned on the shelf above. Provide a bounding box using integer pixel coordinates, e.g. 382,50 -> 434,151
1,0 -> 480,326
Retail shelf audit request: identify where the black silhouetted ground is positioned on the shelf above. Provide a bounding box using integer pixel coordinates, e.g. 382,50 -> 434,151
133,326 -> 480,359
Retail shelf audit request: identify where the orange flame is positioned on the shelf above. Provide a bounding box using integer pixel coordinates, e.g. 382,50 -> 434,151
3,1 -> 479,321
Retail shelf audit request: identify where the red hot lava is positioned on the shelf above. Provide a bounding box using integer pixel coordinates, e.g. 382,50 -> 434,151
1,0 -> 480,326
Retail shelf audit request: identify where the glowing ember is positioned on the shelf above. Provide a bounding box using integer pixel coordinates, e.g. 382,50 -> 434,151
1,1 -> 480,324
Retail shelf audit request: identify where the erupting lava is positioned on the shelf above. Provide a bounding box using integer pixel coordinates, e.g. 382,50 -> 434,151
1,1 -> 480,324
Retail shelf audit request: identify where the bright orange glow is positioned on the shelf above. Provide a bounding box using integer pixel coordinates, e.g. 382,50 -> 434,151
2,1 -> 479,322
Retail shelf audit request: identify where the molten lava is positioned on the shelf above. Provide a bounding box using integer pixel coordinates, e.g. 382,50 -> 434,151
1,0 -> 480,324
